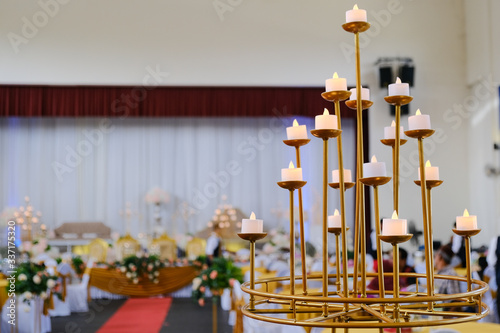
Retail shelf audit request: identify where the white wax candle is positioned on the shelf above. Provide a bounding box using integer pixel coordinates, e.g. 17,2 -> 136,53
384,120 -> 404,140
349,87 -> 370,100
363,155 -> 387,178
346,4 -> 367,23
418,160 -> 439,181
315,108 -> 338,130
388,77 -> 410,96
382,211 -> 408,235
325,72 -> 347,92
456,209 -> 477,230
281,161 -> 303,181
286,119 -> 308,140
408,109 -> 431,130
332,169 -> 352,183
328,209 -> 342,228
241,212 -> 264,233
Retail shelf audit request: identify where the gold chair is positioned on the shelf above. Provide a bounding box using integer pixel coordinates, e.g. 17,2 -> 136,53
87,238 -> 109,262
186,237 -> 206,260
149,233 -> 177,261
116,234 -> 140,260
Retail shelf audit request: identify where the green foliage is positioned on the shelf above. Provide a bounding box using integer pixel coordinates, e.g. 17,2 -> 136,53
72,256 -> 85,275
192,257 -> 243,305
10,262 -> 58,304
117,255 -> 164,284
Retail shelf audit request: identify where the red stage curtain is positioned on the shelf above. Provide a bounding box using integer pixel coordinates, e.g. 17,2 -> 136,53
0,85 -> 357,118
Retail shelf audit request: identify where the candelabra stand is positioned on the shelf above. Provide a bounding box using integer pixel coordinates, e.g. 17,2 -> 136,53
327,226 -> 350,294
323,89 -> 353,306
452,228 -> 481,303
237,232 -> 267,310
343,20 -> 371,299
360,176 -> 392,316
311,129 -> 341,316
283,138 -> 311,295
406,128 -> 436,310
379,234 -> 413,332
278,180 -> 307,315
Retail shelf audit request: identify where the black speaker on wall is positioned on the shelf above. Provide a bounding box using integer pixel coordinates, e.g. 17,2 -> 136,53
390,104 -> 409,116
399,64 -> 415,87
379,66 -> 393,88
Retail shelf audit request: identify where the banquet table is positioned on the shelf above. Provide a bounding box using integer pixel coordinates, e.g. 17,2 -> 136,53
89,266 -> 198,297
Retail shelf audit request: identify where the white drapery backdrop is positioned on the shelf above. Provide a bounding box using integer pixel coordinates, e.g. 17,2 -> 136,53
0,117 -> 356,245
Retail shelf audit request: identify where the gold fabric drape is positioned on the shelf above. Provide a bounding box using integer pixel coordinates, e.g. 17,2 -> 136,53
89,266 -> 198,297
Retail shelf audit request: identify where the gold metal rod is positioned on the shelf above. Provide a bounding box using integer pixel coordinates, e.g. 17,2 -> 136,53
289,189 -> 296,313
295,146 -> 308,295
334,99 -> 350,307
250,240 -> 256,310
465,236 -> 472,297
354,31 -> 367,298
394,105 -> 401,213
360,304 -> 394,323
426,186 -> 435,294
393,244 -> 401,322
417,138 -> 433,310
322,138 -> 329,316
335,233 -> 341,292
374,186 -> 386,314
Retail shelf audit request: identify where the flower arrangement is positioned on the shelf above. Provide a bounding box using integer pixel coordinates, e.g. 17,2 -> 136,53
115,254 -> 164,284
71,256 -> 85,277
192,257 -> 243,306
144,187 -> 170,205
13,262 -> 58,305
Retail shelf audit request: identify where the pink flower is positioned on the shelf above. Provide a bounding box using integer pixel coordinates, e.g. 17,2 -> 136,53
202,275 -> 207,281
199,286 -> 205,293
209,270 -> 218,279
198,298 -> 205,306
229,278 -> 236,288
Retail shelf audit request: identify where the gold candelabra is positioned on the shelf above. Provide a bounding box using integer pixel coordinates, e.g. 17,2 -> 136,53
238,8 -> 489,332
13,196 -> 44,242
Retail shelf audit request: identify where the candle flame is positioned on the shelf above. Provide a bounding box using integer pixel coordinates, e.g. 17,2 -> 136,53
425,160 -> 431,167
334,209 -> 340,216
323,108 -> 329,115
371,155 -> 377,163
396,77 -> 402,84
353,4 -> 359,10
293,119 -> 299,127
288,161 -> 295,169
463,209 -> 469,217
250,212 -> 256,219
416,109 -> 421,116
333,72 -> 339,79
391,120 -> 396,127
391,210 -> 398,219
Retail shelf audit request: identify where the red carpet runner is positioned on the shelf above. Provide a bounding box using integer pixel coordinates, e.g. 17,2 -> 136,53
97,298 -> 172,333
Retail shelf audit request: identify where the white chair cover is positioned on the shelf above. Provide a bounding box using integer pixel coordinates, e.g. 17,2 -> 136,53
1,295 -> 51,333
48,262 -> 74,317
65,258 -> 94,312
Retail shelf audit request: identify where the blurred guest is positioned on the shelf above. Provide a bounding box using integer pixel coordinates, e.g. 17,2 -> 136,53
367,259 -> 394,292
205,224 -> 222,265
399,248 -> 416,287
486,235 -> 500,321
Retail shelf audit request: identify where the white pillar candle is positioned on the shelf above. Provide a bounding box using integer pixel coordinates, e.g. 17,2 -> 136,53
241,212 -> 264,233
281,161 -> 303,181
363,155 -> 387,178
325,72 -> 347,92
382,211 -> 408,235
332,169 -> 352,183
349,87 -> 370,100
418,160 -> 439,181
286,119 -> 308,140
456,209 -> 477,230
384,120 -> 404,140
388,77 -> 410,96
346,4 -> 367,23
328,209 -> 342,228
408,109 -> 431,130
315,108 -> 338,130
